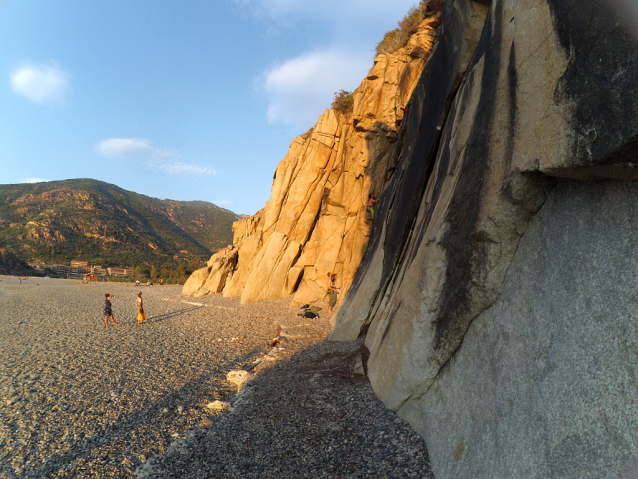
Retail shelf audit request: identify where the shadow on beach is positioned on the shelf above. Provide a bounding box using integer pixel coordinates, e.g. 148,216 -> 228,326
136,339 -> 434,479
25,346 -> 265,478
149,305 -> 205,323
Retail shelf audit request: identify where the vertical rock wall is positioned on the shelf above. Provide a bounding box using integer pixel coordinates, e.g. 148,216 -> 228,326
408,181 -> 638,478
332,0 -> 638,477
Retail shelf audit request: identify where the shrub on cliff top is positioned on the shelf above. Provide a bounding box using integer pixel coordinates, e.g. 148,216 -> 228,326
375,0 -> 431,55
399,5 -> 425,35
300,127 -> 314,140
376,29 -> 410,55
331,90 -> 354,114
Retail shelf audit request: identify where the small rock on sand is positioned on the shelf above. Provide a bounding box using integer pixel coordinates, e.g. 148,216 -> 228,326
205,400 -> 229,411
226,370 -> 252,389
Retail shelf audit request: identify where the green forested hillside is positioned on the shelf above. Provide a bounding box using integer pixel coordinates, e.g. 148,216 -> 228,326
0,179 -> 238,269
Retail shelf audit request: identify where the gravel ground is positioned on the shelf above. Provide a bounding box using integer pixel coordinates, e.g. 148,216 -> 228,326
0,276 -> 432,478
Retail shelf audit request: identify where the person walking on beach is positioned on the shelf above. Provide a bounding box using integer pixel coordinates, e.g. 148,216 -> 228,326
136,291 -> 147,324
104,294 -> 119,327
326,272 -> 338,313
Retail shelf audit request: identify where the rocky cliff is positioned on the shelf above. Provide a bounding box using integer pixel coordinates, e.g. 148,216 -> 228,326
183,6 -> 443,304
331,0 -> 638,477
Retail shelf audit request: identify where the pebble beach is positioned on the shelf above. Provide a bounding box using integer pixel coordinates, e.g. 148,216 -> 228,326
0,276 -> 432,478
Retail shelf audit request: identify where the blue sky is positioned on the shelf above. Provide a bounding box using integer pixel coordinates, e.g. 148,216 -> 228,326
0,0 -> 417,215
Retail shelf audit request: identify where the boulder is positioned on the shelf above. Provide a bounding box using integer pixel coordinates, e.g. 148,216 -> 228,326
181,266 -> 210,296
182,246 -> 238,296
202,246 -> 238,294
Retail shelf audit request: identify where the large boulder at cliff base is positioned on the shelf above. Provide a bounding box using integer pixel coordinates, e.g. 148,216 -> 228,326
182,246 -> 238,297
181,266 -> 210,296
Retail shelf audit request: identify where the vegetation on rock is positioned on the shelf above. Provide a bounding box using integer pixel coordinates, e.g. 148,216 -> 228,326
376,0 -> 438,55
300,127 -> 314,140
0,179 -> 238,277
331,89 -> 354,114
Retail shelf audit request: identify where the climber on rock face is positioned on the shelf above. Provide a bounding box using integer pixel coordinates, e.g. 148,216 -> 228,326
367,194 -> 379,218
326,272 -> 338,313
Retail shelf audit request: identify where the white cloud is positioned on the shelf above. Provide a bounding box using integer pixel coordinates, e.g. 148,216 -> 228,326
97,138 -> 153,158
263,49 -> 370,128
96,137 -> 217,177
239,0 -> 416,129
23,178 -> 50,183
10,62 -> 71,104
148,149 -> 219,177
213,199 -> 233,206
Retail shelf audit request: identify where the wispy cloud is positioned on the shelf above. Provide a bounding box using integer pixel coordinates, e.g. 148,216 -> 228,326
23,177 -> 50,183
262,49 -> 370,128
213,199 -> 232,206
148,149 -> 219,177
96,137 -> 217,177
10,62 -> 71,104
97,138 -> 153,158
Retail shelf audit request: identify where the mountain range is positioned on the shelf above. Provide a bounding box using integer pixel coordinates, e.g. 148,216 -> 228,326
0,178 -> 238,269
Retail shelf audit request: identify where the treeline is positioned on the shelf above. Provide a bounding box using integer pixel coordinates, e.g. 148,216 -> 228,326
105,259 -> 206,285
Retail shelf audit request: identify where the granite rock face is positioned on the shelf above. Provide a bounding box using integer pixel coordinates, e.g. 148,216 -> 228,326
407,181 -> 638,478
332,0 -> 638,477
182,246 -> 238,297
183,12 -> 442,306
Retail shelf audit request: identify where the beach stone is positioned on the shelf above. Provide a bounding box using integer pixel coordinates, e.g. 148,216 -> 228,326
205,400 -> 229,412
226,370 -> 252,390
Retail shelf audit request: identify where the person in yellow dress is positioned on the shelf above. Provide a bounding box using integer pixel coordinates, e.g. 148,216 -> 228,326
136,291 -> 147,324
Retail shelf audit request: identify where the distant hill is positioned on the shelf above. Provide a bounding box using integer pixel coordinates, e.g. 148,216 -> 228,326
0,248 -> 31,275
0,179 -> 239,268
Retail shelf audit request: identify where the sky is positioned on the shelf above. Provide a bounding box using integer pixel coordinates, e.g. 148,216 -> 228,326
0,0 -> 418,215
